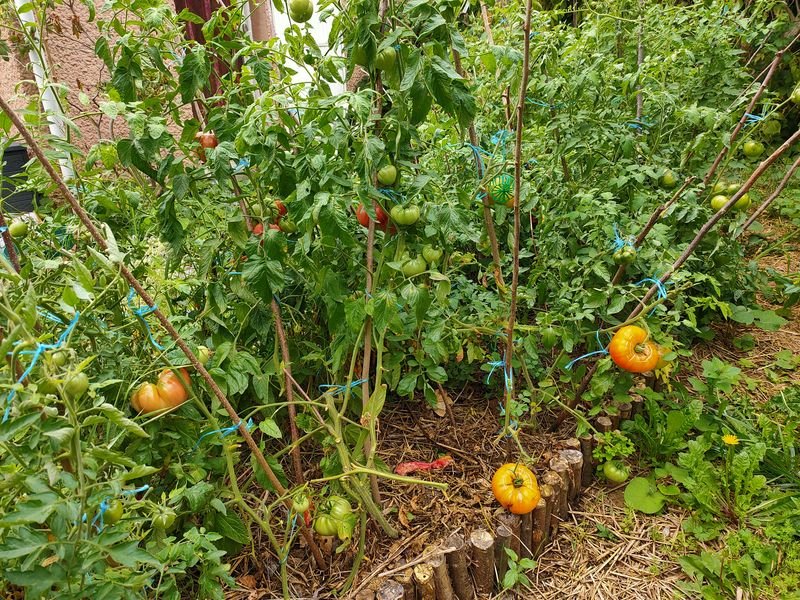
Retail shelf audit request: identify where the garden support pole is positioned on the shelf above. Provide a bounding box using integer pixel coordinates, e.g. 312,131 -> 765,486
502,0 -> 533,434
0,208 -> 20,273
0,92 -> 328,570
737,156 -> 800,236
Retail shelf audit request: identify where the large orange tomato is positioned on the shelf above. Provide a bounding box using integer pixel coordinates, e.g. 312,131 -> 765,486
608,325 -> 660,373
156,368 -> 191,408
492,463 -> 541,515
133,383 -> 167,413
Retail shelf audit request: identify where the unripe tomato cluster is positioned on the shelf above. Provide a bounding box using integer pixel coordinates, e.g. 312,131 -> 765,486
131,368 -> 191,413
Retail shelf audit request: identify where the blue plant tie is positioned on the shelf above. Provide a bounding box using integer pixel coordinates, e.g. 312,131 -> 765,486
2,312 -> 80,422
490,130 -> 512,160
464,143 -> 490,179
90,484 -> 151,532
192,418 -> 254,451
486,351 -> 513,392
486,359 -> 505,384
320,378 -> 368,395
36,308 -> 64,324
233,156 -> 251,173
121,484 -> 150,496
635,277 -> 671,314
0,226 -> 6,233
744,113 -> 763,125
626,117 -> 654,130
526,97 -> 565,110
612,223 -> 635,251
127,288 -> 165,351
226,271 -> 243,276
566,330 -> 610,370
377,188 -> 405,202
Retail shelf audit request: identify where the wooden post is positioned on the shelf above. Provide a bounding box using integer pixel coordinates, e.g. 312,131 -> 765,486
531,497 -> 548,557
377,580 -> 405,600
541,471 -> 563,537
619,401 -> 632,422
548,457 -> 571,517
579,434 -> 594,487
396,568 -> 414,599
445,533 -> 473,600
596,415 -> 613,433
606,410 -> 620,431
563,438 -> 582,452
630,395 -> 644,418
429,554 -> 454,600
318,535 -> 337,559
470,529 -> 495,595
413,564 -> 436,600
520,512 -> 534,558
496,512 -> 521,557
560,449 -> 584,503
537,484 -> 554,551
494,522 -> 513,584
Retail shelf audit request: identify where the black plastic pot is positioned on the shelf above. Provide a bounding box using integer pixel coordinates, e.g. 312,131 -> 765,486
2,144 -> 39,214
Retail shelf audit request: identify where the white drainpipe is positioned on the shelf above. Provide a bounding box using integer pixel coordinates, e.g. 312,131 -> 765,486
12,0 -> 75,181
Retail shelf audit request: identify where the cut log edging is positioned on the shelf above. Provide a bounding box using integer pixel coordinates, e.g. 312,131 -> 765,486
367,434 -> 607,599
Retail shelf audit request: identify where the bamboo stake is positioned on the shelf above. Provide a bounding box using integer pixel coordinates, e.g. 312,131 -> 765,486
470,529 -> 495,595
0,92 -> 329,569
445,533 -> 473,600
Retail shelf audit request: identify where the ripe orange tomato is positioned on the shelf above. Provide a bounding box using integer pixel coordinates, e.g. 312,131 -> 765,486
156,368 -> 191,408
492,463 -> 541,515
253,223 -> 264,235
133,383 -> 167,413
608,325 -> 660,373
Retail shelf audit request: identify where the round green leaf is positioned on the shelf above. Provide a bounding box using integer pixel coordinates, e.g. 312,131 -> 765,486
623,477 -> 666,514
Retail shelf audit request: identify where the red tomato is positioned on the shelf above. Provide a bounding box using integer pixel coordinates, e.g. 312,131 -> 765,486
133,383 -> 167,413
269,223 -> 281,231
156,368 -> 191,408
253,223 -> 264,235
274,200 -> 287,220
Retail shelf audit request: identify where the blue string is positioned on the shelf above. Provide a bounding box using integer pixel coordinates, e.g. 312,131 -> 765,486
192,418 -> 254,451
226,271 -> 243,276
319,378 -> 367,395
280,514 -> 300,564
2,312 -> 80,422
490,130 -> 511,160
127,288 -> 165,351
626,117 -> 655,131
486,351 -> 513,392
0,226 -> 6,233
90,484 -> 151,532
465,144 -> 490,179
635,277 -> 671,315
744,113 -> 763,126
233,157 -> 250,173
612,224 -> 635,251
526,97 -> 565,110
36,308 -> 64,324
566,330 -> 610,370
377,188 -> 405,202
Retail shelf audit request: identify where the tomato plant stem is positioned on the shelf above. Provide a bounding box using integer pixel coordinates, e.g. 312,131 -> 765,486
270,299 -> 304,486
0,92 -> 328,570
502,0 -> 534,436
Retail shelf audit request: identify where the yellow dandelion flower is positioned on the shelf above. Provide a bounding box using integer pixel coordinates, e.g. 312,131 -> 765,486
722,434 -> 739,446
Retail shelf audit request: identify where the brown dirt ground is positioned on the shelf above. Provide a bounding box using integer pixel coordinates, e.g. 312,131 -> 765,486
226,215 -> 800,600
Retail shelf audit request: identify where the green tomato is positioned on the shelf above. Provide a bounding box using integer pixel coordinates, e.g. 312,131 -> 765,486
791,85 -> 800,105
726,183 -> 740,195
390,204 -> 420,226
197,345 -> 211,365
104,499 -> 124,524
288,0 -> 313,22
50,350 -> 68,368
710,195 -> 728,211
375,46 -> 397,71
613,246 -> 636,265
603,460 -> 630,484
377,164 -> 397,186
711,181 -> 727,194
152,509 -> 176,530
65,372 -> 89,399
314,513 -> 339,536
659,169 -> 677,189
422,245 -> 443,265
402,256 -> 427,278
8,219 -> 28,238
541,327 -> 559,350
734,193 -> 751,211
327,496 -> 353,519
742,140 -> 764,158
292,494 -> 311,513
280,218 -> 298,233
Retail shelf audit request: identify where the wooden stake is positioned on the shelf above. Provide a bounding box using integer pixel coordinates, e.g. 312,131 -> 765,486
470,529 -> 495,595
606,409 -> 620,431
429,554 -> 455,600
496,512 -> 521,557
560,449 -> 584,503
520,512 -> 533,559
396,568 -> 414,600
579,435 -> 594,487
413,564 -> 436,600
494,522 -> 513,584
549,457 -> 571,516
563,438 -> 582,452
377,580 -> 405,600
445,533 -> 473,600
541,471 -> 563,537
596,416 -> 612,433
630,395 -> 644,419
619,401 -> 633,422
531,497 -> 548,557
